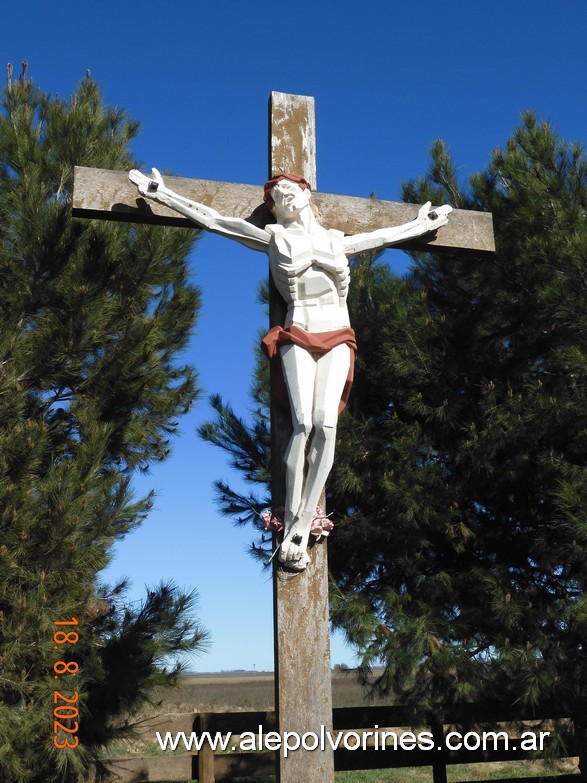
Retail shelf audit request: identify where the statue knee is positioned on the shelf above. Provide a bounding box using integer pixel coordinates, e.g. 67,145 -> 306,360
292,420 -> 313,438
313,408 -> 337,438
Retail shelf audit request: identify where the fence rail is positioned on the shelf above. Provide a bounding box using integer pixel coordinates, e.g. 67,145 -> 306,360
90,701 -> 580,783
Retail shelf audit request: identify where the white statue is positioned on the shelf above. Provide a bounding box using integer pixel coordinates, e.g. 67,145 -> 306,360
129,168 -> 451,570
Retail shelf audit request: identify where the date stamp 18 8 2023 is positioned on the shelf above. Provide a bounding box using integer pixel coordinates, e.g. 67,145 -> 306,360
52,617 -> 80,750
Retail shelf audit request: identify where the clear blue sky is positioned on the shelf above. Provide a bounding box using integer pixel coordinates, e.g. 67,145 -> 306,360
5,0 -> 587,671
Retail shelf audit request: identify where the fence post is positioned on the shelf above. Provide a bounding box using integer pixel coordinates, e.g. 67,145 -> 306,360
430,715 -> 447,783
196,712 -> 215,783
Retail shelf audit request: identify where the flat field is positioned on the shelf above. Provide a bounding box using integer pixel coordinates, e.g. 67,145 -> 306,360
153,669 -> 390,713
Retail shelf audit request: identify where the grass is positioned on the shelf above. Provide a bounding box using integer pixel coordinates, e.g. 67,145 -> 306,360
226,761 -> 579,783
336,769 -> 433,782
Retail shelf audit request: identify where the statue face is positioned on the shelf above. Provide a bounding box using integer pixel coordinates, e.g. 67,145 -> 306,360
271,179 -> 312,218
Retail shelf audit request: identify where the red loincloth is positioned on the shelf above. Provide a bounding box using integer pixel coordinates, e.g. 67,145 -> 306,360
261,324 -> 357,413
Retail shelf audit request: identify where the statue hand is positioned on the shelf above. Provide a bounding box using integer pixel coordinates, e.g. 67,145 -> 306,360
418,201 -> 452,232
129,167 -> 167,198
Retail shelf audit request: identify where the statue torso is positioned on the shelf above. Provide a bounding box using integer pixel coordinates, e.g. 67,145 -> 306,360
267,224 -> 350,332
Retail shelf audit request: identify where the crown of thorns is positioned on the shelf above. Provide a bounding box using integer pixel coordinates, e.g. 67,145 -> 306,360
263,173 -> 312,210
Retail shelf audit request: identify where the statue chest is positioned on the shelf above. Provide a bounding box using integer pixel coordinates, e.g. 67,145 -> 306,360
268,227 -> 345,267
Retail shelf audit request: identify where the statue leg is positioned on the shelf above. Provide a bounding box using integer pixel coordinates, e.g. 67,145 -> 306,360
278,344 -> 316,567
279,343 -> 350,569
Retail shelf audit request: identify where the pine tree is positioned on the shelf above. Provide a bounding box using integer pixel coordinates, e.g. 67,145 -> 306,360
0,65 -> 208,782
201,113 -> 587,774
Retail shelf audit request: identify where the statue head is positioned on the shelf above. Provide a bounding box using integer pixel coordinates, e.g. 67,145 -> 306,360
263,172 -> 312,212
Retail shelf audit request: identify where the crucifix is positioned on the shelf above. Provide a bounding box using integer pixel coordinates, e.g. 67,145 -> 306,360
73,91 -> 494,783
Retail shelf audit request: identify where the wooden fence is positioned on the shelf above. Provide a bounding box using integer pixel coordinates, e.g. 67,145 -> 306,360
92,702 -> 581,783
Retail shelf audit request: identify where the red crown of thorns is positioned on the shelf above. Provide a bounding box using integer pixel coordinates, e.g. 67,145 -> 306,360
263,173 -> 312,210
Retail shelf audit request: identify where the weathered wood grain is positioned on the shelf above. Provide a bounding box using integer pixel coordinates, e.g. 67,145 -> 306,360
269,91 -> 317,189
72,166 -> 263,226
73,166 -> 495,253
270,91 -> 335,783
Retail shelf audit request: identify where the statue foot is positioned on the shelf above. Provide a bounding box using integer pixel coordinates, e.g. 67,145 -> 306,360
279,549 -> 311,571
279,519 -> 312,570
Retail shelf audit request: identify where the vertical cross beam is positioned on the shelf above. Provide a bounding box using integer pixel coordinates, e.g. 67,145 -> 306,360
270,91 -> 335,783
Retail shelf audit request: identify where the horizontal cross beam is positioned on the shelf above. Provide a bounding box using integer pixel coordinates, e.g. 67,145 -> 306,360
73,166 -> 495,254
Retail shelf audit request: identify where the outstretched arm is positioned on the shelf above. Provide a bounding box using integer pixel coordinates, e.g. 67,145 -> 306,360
342,202 -> 452,255
129,168 -> 270,252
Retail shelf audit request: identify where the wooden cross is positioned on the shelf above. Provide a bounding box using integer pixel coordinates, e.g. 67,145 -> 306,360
73,91 -> 494,783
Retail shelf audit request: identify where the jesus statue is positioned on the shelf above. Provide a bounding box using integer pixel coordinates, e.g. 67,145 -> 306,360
129,168 -> 451,570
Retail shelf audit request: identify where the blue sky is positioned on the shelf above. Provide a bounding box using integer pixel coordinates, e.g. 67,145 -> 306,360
5,0 -> 587,671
